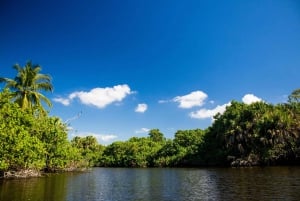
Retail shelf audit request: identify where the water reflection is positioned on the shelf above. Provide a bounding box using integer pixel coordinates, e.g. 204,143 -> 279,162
215,167 -> 300,201
0,173 -> 69,201
1,167 -> 300,201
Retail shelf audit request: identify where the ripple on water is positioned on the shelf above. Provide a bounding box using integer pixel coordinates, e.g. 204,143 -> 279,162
1,167 -> 300,201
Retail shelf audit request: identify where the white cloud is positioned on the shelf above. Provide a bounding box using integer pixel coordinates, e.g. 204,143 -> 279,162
135,128 -> 150,134
70,84 -> 132,108
72,132 -> 118,144
242,94 -> 262,104
55,84 -> 132,109
53,97 -> 71,106
95,134 -> 118,142
190,102 -> 231,120
135,103 -> 148,113
173,91 -> 208,108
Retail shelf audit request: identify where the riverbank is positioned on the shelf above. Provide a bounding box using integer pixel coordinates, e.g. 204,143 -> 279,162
0,167 -> 89,179
0,169 -> 41,179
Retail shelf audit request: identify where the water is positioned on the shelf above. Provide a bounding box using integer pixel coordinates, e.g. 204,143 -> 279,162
1,167 -> 300,201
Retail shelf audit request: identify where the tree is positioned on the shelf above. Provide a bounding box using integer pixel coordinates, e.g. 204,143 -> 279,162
288,88 -> 300,103
0,90 -> 45,171
174,129 -> 205,148
71,136 -> 104,167
153,139 -> 183,167
148,129 -> 165,142
201,99 -> 300,167
173,129 -> 206,166
32,116 -> 73,171
0,61 -> 53,111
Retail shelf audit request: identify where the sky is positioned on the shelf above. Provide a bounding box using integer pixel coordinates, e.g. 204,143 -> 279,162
1,0 -> 299,144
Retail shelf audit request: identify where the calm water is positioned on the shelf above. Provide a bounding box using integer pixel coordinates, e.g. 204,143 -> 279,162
1,167 -> 300,201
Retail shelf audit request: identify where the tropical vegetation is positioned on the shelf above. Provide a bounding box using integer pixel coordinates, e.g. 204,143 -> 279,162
0,61 -> 300,178
0,61 -> 53,112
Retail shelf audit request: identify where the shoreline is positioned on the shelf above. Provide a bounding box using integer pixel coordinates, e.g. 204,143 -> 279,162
0,167 -> 89,179
3,163 -> 299,179
0,169 -> 42,179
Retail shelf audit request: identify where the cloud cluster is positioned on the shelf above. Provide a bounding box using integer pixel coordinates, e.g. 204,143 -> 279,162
135,103 -> 148,113
54,84 -> 132,109
173,91 -> 208,108
55,85 -> 263,131
186,93 -> 262,120
169,90 -> 229,120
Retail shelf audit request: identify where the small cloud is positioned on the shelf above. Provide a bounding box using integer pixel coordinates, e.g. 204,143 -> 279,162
190,102 -> 231,120
95,134 -> 118,142
173,91 -> 208,109
158,100 -> 169,104
209,100 -> 215,104
242,94 -> 262,104
53,97 -> 71,106
135,128 -> 150,134
67,126 -> 74,131
135,103 -> 148,113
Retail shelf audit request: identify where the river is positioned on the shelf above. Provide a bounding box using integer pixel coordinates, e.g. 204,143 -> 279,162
1,167 -> 300,201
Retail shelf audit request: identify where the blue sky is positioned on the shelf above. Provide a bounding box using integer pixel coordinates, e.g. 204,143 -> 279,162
1,1 -> 299,144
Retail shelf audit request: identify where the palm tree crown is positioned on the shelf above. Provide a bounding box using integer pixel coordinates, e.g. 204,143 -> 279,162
0,61 -> 53,110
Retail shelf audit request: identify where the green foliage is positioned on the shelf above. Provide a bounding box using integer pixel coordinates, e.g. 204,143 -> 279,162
1,76 -> 300,171
97,129 -> 167,167
288,88 -> 300,103
99,137 -> 163,167
0,61 -> 53,112
153,139 -> 184,166
203,98 -> 300,166
148,129 -> 165,142
0,89 -> 83,172
0,62 -> 101,172
0,90 -> 45,171
31,116 -> 79,170
98,129 -> 207,167
99,141 -> 128,167
97,91 -> 300,167
71,136 -> 104,167
153,129 -> 206,167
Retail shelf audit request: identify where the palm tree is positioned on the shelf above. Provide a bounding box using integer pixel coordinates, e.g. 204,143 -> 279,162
0,61 -> 53,111
288,88 -> 300,103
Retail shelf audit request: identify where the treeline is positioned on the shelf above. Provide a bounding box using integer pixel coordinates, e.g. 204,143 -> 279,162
1,89 -> 300,172
93,93 -> 300,167
1,62 -> 300,174
97,128 -> 205,167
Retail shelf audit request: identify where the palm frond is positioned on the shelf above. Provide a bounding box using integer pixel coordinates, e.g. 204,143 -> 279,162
39,93 -> 53,107
36,82 -> 53,92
